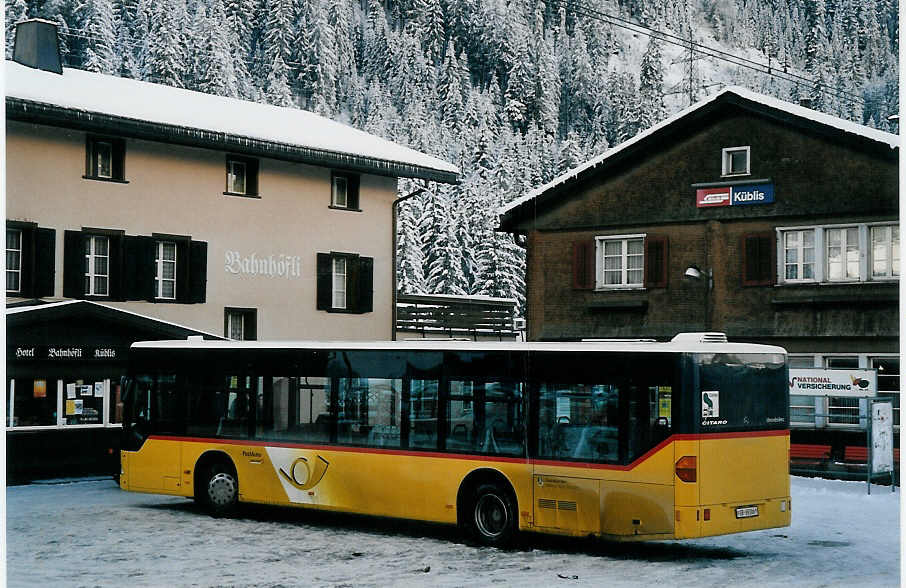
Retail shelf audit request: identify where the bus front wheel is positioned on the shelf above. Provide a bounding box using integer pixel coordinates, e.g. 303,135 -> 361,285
202,461 -> 238,516
469,483 -> 516,546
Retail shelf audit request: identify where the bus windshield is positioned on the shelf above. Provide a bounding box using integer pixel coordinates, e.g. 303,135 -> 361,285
692,353 -> 788,432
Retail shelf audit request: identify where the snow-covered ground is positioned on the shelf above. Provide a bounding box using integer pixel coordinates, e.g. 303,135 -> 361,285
5,476 -> 900,587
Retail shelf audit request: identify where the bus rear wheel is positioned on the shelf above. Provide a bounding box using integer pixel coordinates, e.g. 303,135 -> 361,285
469,483 -> 516,546
202,461 -> 238,516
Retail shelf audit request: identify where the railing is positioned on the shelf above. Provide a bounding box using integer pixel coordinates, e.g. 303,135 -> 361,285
396,294 -> 519,341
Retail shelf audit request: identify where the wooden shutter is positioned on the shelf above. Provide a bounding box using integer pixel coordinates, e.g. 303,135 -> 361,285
348,174 -> 360,210
247,158 -> 259,195
316,253 -> 332,310
572,241 -> 594,289
112,139 -> 126,181
742,232 -> 774,286
34,228 -> 56,297
645,236 -> 668,288
245,309 -> 257,340
108,234 -> 125,301
16,224 -> 36,298
123,236 -> 156,301
62,230 -> 84,298
356,256 -> 374,314
188,240 -> 208,303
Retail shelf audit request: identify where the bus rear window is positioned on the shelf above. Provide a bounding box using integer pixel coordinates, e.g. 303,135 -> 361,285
692,353 -> 788,432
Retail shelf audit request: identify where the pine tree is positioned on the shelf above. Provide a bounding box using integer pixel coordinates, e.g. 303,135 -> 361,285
638,38 -> 665,131
438,41 -> 464,135
144,0 -> 188,87
81,0 -> 119,75
397,194 -> 427,294
805,0 -> 832,111
5,0 -> 28,59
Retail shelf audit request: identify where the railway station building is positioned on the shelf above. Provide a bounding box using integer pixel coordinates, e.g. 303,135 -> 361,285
5,20 -> 458,480
498,87 -> 899,459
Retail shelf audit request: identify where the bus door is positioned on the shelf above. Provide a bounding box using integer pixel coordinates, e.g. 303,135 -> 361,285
124,374 -> 183,492
532,383 -> 609,534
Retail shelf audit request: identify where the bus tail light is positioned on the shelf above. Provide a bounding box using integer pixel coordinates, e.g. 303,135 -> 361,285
675,456 -> 697,482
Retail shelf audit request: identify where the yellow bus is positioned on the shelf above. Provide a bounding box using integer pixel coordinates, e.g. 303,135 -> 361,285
120,333 -> 791,545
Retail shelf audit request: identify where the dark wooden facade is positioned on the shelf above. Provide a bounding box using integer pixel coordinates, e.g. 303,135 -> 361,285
500,90 -> 899,351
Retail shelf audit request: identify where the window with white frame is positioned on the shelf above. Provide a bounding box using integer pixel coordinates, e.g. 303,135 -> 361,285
871,225 -> 899,279
778,223 -> 899,284
788,355 -> 818,426
224,308 -> 256,340
825,227 -> 859,281
332,175 -> 348,208
227,159 -> 247,194
722,146 -> 750,176
84,235 -> 110,296
826,356 -> 861,426
155,241 -> 177,300
872,356 -> 900,427
332,257 -> 347,309
6,228 -> 22,293
596,234 -> 644,288
783,230 -> 815,281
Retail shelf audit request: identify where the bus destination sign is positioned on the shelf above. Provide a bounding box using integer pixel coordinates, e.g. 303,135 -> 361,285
696,183 -> 775,208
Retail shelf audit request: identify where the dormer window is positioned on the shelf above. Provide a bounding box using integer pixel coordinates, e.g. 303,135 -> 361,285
722,146 -> 750,176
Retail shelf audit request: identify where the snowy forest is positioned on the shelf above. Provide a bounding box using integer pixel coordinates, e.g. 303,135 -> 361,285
5,0 -> 899,313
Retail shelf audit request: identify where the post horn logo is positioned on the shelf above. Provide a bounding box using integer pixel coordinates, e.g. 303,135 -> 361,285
850,375 -> 870,389
279,455 -> 330,490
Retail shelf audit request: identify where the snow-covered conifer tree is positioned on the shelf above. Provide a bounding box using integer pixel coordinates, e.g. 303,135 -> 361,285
81,0 -> 119,75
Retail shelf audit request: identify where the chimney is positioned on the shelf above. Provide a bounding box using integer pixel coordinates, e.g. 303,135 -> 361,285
798,98 -> 812,109
13,18 -> 63,74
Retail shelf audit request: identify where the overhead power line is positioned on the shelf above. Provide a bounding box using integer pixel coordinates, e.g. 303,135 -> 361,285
566,0 -> 866,107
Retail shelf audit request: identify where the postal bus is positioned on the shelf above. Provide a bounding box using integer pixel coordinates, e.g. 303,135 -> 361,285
119,333 -> 791,545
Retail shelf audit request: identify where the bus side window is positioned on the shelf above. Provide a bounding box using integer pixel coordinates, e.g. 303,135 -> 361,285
536,383 -> 620,464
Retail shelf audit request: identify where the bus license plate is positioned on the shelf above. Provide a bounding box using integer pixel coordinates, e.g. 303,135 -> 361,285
736,506 -> 759,519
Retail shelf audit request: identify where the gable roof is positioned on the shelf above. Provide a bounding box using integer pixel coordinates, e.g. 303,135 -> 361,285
5,61 -> 459,183
499,86 -> 898,230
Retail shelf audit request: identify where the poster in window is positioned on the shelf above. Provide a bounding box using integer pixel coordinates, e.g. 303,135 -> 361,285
80,385 -> 93,397
94,382 -> 104,397
33,379 -> 46,399
66,383 -> 76,399
657,386 -> 672,419
65,399 -> 84,415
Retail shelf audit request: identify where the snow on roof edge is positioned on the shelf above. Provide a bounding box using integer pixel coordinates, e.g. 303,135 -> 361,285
499,85 -> 899,218
5,61 -> 459,179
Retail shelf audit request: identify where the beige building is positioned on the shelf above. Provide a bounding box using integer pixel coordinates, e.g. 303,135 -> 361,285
5,23 -> 458,342
4,20 -> 457,481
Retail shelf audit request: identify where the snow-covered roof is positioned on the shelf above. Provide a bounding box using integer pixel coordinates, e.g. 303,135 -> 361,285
500,85 -> 899,219
5,61 -> 459,183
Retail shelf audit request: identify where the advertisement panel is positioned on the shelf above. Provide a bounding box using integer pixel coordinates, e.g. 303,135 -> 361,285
871,401 -> 894,475
788,368 -> 876,397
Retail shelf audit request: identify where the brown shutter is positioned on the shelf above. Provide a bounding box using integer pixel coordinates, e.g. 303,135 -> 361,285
356,256 -> 373,313
62,230 -> 85,298
742,232 -> 775,286
316,253 -> 332,310
645,236 -> 668,288
572,241 -> 594,289
34,228 -> 56,297
123,236 -> 156,301
188,240 -> 208,303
